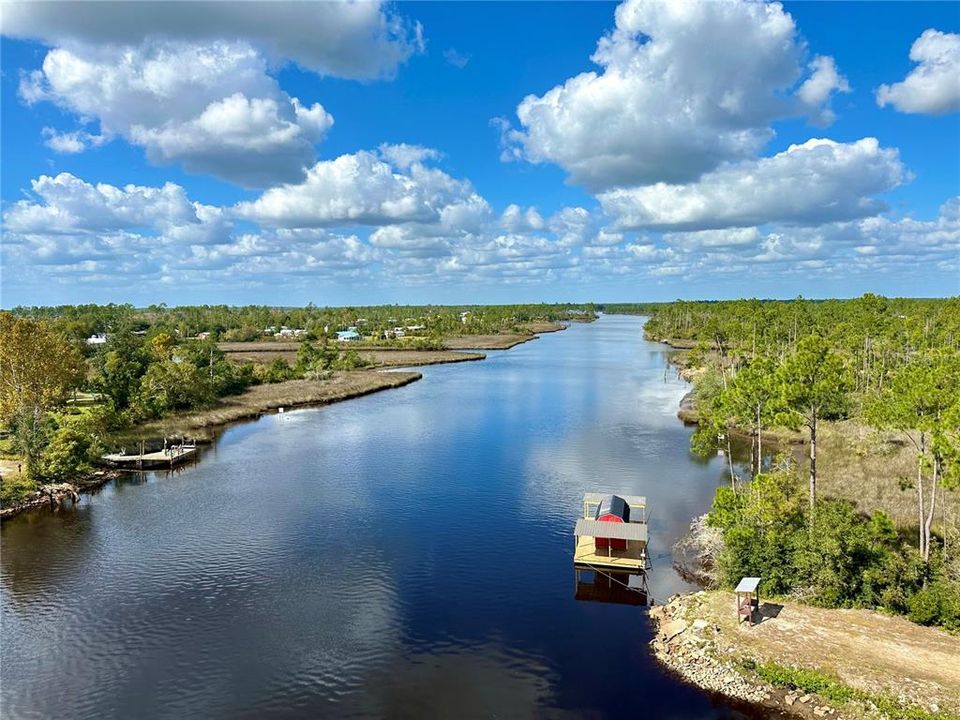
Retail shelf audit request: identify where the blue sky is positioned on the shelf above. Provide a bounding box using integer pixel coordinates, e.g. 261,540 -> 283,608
1,1 -> 958,307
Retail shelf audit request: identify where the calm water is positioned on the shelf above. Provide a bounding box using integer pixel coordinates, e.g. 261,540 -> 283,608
2,315 -> 758,719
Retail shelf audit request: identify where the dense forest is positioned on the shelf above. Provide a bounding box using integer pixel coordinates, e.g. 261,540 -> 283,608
609,296 -> 960,630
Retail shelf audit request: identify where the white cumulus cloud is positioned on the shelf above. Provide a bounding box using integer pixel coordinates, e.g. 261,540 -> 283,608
599,138 -> 906,231
506,0 -> 850,190
235,150 -> 487,228
877,29 -> 960,115
2,1 -> 423,80
19,41 -> 333,187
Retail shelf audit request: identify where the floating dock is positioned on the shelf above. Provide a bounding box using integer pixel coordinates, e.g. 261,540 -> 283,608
101,445 -> 197,469
573,493 -> 648,570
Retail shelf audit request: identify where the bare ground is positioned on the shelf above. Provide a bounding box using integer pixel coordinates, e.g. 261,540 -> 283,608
118,371 -> 422,441
653,591 -> 960,718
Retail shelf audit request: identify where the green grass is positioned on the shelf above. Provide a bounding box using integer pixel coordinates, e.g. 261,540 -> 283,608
741,660 -> 959,720
0,473 -> 37,506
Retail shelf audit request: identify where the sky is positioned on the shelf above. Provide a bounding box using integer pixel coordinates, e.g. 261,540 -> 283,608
1,0 -> 958,307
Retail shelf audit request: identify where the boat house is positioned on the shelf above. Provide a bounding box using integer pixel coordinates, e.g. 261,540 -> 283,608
574,493 -> 648,570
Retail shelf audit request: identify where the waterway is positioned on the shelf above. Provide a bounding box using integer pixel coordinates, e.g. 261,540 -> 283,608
1,315 -> 759,719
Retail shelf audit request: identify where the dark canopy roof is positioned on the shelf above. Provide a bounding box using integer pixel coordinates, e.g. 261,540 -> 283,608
595,494 -> 630,522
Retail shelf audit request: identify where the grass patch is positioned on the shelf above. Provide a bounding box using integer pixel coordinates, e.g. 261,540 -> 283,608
742,660 -> 958,720
0,473 -> 38,506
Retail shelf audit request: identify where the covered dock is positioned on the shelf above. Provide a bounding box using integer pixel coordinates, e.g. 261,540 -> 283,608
573,493 -> 649,570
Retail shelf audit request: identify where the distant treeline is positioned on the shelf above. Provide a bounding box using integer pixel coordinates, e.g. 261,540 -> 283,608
9,302 -> 598,342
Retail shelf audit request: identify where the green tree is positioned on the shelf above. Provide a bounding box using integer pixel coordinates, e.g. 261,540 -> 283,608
724,356 -> 785,474
94,329 -> 149,410
778,336 -> 851,515
866,351 -> 960,561
134,360 -> 214,419
0,313 -> 86,473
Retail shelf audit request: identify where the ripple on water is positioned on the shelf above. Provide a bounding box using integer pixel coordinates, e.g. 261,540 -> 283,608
2,317 -> 755,719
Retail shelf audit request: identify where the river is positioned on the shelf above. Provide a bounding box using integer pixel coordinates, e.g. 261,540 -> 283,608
1,314 -> 759,719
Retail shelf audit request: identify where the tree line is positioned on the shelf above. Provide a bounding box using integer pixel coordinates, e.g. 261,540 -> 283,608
0,303 -> 595,501
612,295 -> 959,630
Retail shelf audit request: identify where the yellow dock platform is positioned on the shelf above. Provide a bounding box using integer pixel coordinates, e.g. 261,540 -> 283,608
573,534 -> 647,570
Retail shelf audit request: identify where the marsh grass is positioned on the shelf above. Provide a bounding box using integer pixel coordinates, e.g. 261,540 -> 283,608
115,371 -> 421,442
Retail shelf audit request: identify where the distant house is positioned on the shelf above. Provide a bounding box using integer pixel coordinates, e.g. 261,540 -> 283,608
336,330 -> 360,341
86,333 -> 108,345
405,324 -> 425,332
264,326 -> 277,335
460,311 -> 471,324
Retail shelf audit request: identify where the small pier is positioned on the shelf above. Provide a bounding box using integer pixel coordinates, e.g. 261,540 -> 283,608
573,493 -> 648,571
101,444 -> 197,469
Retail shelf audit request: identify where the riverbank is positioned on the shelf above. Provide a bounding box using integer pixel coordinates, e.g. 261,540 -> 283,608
656,334 -> 951,529
2,323 -> 571,521
650,591 -> 960,720
118,370 -> 423,442
219,343 -> 486,368
0,471 -> 121,520
442,322 -> 565,350
0,372 -> 422,519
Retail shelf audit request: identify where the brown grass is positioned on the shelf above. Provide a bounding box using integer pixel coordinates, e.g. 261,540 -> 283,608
444,334 -> 537,350
219,344 -> 485,368
118,371 -> 421,441
357,350 -> 485,367
521,322 -> 566,334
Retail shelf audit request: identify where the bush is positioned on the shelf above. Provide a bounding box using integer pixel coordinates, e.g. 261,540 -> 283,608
0,473 -> 37,506
255,358 -> 296,384
332,350 -> 368,370
707,467 -> 955,629
133,360 -> 214,419
908,581 -> 960,631
35,423 -> 94,480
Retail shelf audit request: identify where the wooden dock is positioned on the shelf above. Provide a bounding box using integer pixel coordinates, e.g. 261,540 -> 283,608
573,534 -> 648,570
101,446 -> 197,469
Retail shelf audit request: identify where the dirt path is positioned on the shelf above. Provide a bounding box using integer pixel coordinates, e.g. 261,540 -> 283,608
706,593 -> 960,711
653,591 -> 960,718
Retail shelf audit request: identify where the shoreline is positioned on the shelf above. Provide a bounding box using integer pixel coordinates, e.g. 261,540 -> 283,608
650,331 -> 960,720
1,325 -> 566,521
649,592 -> 959,720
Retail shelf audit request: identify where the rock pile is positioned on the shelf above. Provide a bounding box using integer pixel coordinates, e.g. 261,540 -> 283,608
650,593 -> 769,704
0,482 -> 80,519
649,593 -> 845,719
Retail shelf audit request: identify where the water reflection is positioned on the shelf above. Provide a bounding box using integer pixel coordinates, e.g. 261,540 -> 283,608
574,568 -> 649,606
2,315 -> 768,719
